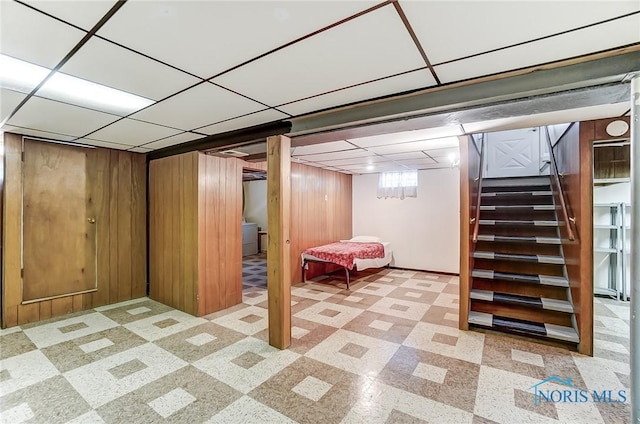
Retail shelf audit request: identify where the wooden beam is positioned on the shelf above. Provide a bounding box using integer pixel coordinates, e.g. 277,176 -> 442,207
267,135 -> 291,349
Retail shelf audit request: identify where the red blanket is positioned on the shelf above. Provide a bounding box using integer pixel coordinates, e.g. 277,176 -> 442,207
304,242 -> 385,270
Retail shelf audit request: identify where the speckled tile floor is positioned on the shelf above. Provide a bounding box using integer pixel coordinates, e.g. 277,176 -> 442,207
0,268 -> 631,423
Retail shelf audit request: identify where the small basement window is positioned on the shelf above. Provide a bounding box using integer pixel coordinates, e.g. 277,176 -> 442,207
377,170 -> 418,199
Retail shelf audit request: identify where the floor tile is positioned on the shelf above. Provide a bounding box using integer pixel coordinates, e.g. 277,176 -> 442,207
0,375 -> 91,424
194,337 -> 300,394
0,350 -> 60,396
0,331 -> 37,360
403,322 -> 485,364
123,310 -> 208,341
212,306 -> 268,335
306,329 -> 399,377
64,343 -> 187,408
154,322 -> 246,363
207,396 -> 296,424
367,296 -> 430,321
23,313 -> 119,349
294,301 -> 364,329
148,387 -> 197,418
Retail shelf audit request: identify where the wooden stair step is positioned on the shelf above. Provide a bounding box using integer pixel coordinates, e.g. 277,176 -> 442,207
481,191 -> 552,197
470,289 -> 574,313
476,235 -> 561,244
472,269 -> 569,287
473,251 -> 565,264
479,219 -> 559,227
468,311 -> 579,343
482,177 -> 552,188
480,205 -> 555,211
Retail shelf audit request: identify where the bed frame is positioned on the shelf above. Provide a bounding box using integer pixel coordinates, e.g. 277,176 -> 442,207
302,258 -> 352,289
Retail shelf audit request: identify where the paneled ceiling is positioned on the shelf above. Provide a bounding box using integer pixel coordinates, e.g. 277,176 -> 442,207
1,1 -> 638,163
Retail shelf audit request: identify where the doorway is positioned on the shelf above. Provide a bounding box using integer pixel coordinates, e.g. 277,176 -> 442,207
242,168 -> 267,297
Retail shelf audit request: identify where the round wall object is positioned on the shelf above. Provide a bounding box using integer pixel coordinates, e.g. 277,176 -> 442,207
605,120 -> 629,137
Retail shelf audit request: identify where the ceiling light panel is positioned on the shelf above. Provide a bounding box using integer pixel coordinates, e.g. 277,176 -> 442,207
435,14 -> 640,84
130,82 -> 265,131
7,95 -> 119,137
0,124 -> 76,142
141,131 -> 202,150
97,1 -> 378,78
128,147 -> 153,154
22,0 -> 117,31
1,88 -> 26,122
89,118 -> 183,146
0,1 -> 85,68
348,126 -> 463,148
214,5 -> 426,106
401,1 -> 640,65
394,158 -> 438,167
292,140 -> 356,156
295,149 -> 373,162
278,69 -> 435,116
60,37 -> 201,101
367,137 -> 460,155
196,109 -> 289,136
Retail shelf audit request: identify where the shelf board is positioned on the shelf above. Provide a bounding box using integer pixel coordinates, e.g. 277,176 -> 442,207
594,225 -> 618,229
594,247 -> 617,253
594,178 -> 630,185
594,287 -> 618,297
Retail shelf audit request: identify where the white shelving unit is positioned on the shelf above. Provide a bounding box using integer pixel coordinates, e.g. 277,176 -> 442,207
593,203 -> 631,300
593,203 -> 620,298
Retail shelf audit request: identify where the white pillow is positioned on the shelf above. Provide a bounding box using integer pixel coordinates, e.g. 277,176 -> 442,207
349,235 -> 381,242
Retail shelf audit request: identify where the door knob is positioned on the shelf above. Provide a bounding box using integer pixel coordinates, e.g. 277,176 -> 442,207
88,218 -> 96,224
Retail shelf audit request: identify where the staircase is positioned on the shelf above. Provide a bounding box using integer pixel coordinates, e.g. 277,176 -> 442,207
468,176 -> 579,344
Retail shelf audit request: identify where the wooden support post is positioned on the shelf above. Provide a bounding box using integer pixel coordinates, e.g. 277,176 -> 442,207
459,135 -> 471,331
267,135 -> 291,349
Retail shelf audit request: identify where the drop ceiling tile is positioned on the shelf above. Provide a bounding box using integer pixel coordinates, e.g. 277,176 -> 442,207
381,151 -> 431,161
89,118 -> 183,146
75,138 -> 132,150
402,1 -> 640,65
348,126 -> 463,148
1,88 -> 26,122
293,148 -> 373,162
0,1 -> 85,68
7,96 -> 119,137
60,37 -> 201,101
22,1 -> 115,31
435,14 -> 640,84
278,69 -> 435,116
0,124 -> 75,142
214,5 -> 426,106
394,158 -> 440,167
196,108 -> 289,136
424,147 -> 460,157
367,137 -> 460,155
130,82 -> 265,131
97,1 -> 379,78
292,140 -> 356,156
141,131 -> 202,150
462,103 -> 630,133
317,155 -> 389,167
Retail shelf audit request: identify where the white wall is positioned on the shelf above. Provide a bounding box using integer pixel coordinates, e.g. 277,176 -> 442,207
352,168 -> 460,273
243,180 -> 267,231
594,181 -> 631,204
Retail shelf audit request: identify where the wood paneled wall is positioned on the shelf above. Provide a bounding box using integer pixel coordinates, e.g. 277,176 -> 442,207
149,152 -> 242,316
553,123 -> 593,355
459,135 -> 480,331
290,163 -> 352,283
2,133 -> 146,327
239,160 -> 353,284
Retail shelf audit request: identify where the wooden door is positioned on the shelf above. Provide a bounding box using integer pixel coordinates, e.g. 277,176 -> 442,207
485,128 -> 540,178
22,139 -> 97,301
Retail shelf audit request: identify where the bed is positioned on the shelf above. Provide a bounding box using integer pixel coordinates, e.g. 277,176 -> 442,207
301,236 -> 393,289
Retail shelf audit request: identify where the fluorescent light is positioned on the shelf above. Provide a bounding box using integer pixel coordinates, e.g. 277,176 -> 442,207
0,54 -> 154,116
0,54 -> 48,93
